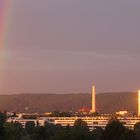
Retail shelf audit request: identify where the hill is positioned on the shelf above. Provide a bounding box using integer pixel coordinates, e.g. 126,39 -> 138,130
0,92 -> 138,113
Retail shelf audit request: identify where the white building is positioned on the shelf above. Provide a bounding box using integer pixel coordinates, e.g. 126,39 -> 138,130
7,116 -> 140,130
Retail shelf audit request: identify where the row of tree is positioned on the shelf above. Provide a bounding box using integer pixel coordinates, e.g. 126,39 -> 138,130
1,112 -> 140,140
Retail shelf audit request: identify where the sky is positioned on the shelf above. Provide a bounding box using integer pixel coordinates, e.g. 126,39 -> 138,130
1,0 -> 140,94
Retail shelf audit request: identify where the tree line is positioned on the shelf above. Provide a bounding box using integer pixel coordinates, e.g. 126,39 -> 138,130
1,112 -> 140,140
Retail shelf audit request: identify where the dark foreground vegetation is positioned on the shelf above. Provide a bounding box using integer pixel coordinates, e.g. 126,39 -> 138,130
1,113 -> 140,140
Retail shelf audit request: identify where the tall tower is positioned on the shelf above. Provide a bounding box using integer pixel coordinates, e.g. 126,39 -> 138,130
91,85 -> 96,113
138,90 -> 140,116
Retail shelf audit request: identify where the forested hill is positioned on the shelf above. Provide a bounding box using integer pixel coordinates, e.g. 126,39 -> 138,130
0,92 -> 137,113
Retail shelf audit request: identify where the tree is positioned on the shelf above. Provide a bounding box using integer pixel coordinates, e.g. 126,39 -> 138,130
103,120 -> 126,140
49,128 -> 95,140
4,122 -> 23,140
134,122 -> 140,130
0,112 -> 7,140
134,122 -> 140,140
119,130 -> 137,140
49,130 -> 71,140
25,121 -> 36,135
92,127 -> 104,140
51,111 -> 72,117
29,126 -> 46,140
43,123 -> 64,140
74,119 -> 87,128
0,112 -> 6,124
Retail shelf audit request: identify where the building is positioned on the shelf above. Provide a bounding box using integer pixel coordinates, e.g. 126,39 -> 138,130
138,90 -> 140,116
7,118 -> 45,128
91,85 -> 96,113
7,116 -> 140,130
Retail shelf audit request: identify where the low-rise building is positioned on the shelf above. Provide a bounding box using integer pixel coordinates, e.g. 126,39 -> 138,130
7,116 -> 140,130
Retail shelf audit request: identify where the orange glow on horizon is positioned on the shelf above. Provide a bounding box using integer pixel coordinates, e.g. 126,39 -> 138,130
138,90 -> 140,116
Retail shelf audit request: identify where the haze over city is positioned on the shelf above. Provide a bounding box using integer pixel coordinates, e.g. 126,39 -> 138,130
1,0 -> 140,94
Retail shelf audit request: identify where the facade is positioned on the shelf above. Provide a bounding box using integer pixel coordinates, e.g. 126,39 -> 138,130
45,117 -> 140,130
7,118 -> 45,128
7,116 -> 140,130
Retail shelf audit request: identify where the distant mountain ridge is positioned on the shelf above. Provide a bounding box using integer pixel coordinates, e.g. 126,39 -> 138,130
0,92 -> 138,113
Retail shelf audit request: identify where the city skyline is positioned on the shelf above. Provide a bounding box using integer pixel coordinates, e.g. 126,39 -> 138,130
0,0 -> 140,94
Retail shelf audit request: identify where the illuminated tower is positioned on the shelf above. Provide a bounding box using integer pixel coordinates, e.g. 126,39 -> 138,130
91,85 -> 96,112
138,90 -> 140,116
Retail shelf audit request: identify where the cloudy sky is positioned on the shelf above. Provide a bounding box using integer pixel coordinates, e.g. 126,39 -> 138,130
1,0 -> 140,94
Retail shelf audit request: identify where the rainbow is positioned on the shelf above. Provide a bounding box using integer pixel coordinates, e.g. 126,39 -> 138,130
0,0 -> 13,48
0,0 -> 14,90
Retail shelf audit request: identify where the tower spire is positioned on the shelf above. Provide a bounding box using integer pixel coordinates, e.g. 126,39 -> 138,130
138,90 -> 140,116
91,85 -> 96,113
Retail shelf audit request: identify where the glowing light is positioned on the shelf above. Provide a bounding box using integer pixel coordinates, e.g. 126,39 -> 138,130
116,111 -> 128,116
91,85 -> 96,112
138,90 -> 140,116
